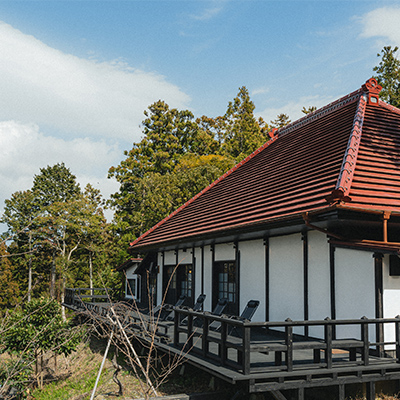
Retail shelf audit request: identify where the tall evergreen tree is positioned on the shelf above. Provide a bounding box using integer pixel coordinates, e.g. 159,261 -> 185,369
223,86 -> 268,160
373,46 -> 400,107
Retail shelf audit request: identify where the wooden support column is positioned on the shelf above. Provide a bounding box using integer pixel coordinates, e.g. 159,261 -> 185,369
285,319 -> 293,372
264,237 -> 270,323
302,231 -> 309,337
374,253 -> 384,357
338,384 -> 345,400
329,244 -> 336,339
201,245 -> 204,295
234,241 -> 240,316
366,381 -> 375,400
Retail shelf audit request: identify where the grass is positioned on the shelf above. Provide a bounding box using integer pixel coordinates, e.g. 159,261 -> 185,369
4,334 -> 399,399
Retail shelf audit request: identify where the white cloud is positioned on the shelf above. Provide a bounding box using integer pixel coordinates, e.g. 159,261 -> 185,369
0,21 -> 190,141
0,120 -> 120,220
191,6 -> 224,21
359,6 -> 400,44
252,86 -> 270,96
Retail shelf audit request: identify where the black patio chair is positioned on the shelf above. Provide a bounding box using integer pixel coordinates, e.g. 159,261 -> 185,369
210,299 -> 260,333
179,294 -> 206,325
228,299 -> 260,336
161,295 -> 188,321
198,298 -> 228,329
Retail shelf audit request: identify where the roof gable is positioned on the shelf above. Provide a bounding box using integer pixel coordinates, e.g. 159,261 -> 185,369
130,79 -> 400,251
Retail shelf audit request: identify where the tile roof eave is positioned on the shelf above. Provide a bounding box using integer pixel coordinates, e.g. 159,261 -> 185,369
129,135 -> 279,248
130,204 -> 340,251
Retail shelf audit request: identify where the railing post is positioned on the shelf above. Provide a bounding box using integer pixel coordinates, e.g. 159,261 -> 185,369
173,308 -> 179,347
187,313 -> 193,350
220,320 -> 227,366
201,318 -> 210,357
202,317 -> 209,357
285,318 -> 293,372
324,317 -> 332,369
242,324 -> 251,375
395,315 -> 400,363
361,316 -> 369,366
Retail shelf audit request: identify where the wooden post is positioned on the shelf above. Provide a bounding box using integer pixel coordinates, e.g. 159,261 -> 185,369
338,384 -> 345,400
202,318 -> 209,357
285,319 -> 293,372
187,313 -> 193,350
324,318 -> 333,369
366,381 -> 375,400
174,308 -> 179,347
361,316 -> 369,366
242,325 -> 250,375
220,321 -> 227,366
395,316 -> 400,363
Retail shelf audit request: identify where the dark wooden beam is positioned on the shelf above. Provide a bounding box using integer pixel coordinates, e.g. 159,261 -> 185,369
302,231 -> 309,338
264,237 -> 270,322
329,244 -> 336,339
374,253 -> 384,357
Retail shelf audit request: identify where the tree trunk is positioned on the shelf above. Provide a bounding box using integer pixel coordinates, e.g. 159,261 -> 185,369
50,251 -> 56,299
61,275 -> 66,321
89,251 -> 93,296
28,231 -> 32,302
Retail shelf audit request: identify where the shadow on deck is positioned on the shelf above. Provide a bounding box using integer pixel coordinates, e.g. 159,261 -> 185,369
63,288 -> 400,400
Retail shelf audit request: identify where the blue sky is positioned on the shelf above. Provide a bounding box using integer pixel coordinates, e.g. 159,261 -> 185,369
0,0 -> 399,222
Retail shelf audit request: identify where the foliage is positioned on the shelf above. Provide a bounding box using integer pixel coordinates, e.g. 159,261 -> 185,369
373,46 -> 400,107
270,113 -> 291,128
108,87 -> 268,244
222,86 -> 269,160
301,105 -> 317,114
0,243 -> 20,311
3,298 -> 82,357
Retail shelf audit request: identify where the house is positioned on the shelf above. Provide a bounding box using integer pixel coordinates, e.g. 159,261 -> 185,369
129,78 -> 400,345
63,78 -> 400,399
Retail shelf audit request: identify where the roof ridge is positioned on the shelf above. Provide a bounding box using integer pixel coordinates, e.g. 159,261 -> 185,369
276,88 -> 362,138
329,93 -> 368,202
379,99 -> 400,116
129,136 -> 279,248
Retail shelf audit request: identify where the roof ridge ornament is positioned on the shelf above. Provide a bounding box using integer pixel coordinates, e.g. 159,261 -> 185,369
362,77 -> 382,106
268,128 -> 278,140
328,91 -> 368,204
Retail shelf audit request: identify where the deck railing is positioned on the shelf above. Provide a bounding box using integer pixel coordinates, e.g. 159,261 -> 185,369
173,307 -> 400,376
64,287 -> 113,309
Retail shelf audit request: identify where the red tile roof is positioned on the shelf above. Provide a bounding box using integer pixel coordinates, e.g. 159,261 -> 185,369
130,79 -> 400,250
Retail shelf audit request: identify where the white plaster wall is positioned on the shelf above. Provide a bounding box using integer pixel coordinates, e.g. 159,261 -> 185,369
239,239 -> 265,322
383,254 -> 400,349
177,249 -> 192,265
214,243 -> 236,261
335,248 -> 375,340
308,231 -> 331,338
203,245 -> 213,311
164,250 -> 176,265
269,233 -> 304,331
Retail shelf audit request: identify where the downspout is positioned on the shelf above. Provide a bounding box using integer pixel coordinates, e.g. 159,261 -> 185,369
382,211 -> 391,243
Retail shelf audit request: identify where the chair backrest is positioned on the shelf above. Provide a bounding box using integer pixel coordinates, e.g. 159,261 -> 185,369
175,295 -> 187,307
193,294 -> 206,312
212,298 -> 228,316
240,300 -> 260,321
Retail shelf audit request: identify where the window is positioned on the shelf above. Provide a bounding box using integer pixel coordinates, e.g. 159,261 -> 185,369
126,274 -> 141,301
389,255 -> 400,276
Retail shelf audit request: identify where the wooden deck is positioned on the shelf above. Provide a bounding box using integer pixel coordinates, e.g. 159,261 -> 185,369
63,288 -> 400,400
